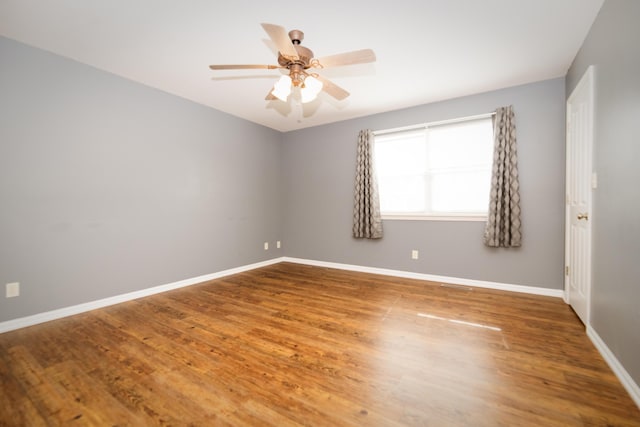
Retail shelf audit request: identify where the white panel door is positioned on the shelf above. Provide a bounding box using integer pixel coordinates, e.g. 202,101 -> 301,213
565,66 -> 594,326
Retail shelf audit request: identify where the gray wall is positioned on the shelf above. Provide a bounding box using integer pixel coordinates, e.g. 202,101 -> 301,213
282,78 -> 566,289
0,36 -> 283,322
566,0 -> 640,386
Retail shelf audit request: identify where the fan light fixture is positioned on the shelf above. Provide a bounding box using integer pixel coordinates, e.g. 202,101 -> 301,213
271,74 -> 323,103
300,76 -> 323,103
271,75 -> 292,101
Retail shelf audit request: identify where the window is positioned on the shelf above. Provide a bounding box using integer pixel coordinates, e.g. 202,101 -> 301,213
374,115 -> 494,220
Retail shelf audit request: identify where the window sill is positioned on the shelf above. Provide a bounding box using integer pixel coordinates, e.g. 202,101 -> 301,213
381,214 -> 488,222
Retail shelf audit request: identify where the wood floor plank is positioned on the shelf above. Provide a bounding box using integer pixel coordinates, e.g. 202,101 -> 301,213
0,348 -> 49,427
44,360 -> 148,426
1,262 -> 639,426
4,345 -> 103,425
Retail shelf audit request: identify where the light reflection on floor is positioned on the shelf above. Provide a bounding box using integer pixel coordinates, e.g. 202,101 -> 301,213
417,312 -> 502,332
368,297 -> 508,425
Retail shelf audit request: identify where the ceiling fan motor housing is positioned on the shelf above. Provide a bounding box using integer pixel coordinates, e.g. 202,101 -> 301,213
278,45 -> 314,68
277,29 -> 314,70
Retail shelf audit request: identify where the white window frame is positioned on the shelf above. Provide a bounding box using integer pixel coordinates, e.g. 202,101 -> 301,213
373,113 -> 495,222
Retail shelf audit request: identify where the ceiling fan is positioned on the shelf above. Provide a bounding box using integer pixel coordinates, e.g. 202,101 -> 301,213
209,23 -> 376,103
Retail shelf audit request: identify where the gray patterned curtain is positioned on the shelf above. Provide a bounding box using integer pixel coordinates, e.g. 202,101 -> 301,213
353,129 -> 383,239
484,106 -> 522,247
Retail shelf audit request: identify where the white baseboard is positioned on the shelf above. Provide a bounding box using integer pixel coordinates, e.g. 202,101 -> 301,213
587,325 -> 640,409
0,257 -> 284,334
282,257 -> 565,298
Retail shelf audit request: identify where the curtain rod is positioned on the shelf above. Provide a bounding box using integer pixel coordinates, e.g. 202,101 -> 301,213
372,112 -> 496,136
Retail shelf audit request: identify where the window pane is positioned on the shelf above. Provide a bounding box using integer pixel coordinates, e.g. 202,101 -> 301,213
430,170 -> 491,213
379,175 -> 426,212
376,129 -> 427,212
376,130 -> 426,175
428,119 -> 493,170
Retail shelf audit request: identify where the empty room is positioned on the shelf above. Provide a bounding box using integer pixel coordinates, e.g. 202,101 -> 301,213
1,0 -> 639,425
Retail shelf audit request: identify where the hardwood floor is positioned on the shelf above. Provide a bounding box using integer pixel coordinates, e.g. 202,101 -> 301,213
1,262 -> 639,426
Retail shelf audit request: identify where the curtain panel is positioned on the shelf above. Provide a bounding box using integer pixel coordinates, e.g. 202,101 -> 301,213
484,105 -> 522,247
353,129 -> 383,239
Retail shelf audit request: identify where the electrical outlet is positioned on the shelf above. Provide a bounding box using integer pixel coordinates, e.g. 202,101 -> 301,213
6,282 -> 20,298
264,242 -> 269,250
276,240 -> 281,249
411,250 -> 419,260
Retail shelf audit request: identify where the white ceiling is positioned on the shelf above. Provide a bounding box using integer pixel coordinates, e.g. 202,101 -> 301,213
0,0 -> 603,132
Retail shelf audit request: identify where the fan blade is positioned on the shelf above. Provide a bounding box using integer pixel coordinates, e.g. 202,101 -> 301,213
261,23 -> 299,59
209,64 -> 280,70
314,49 -> 376,68
315,75 -> 350,100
